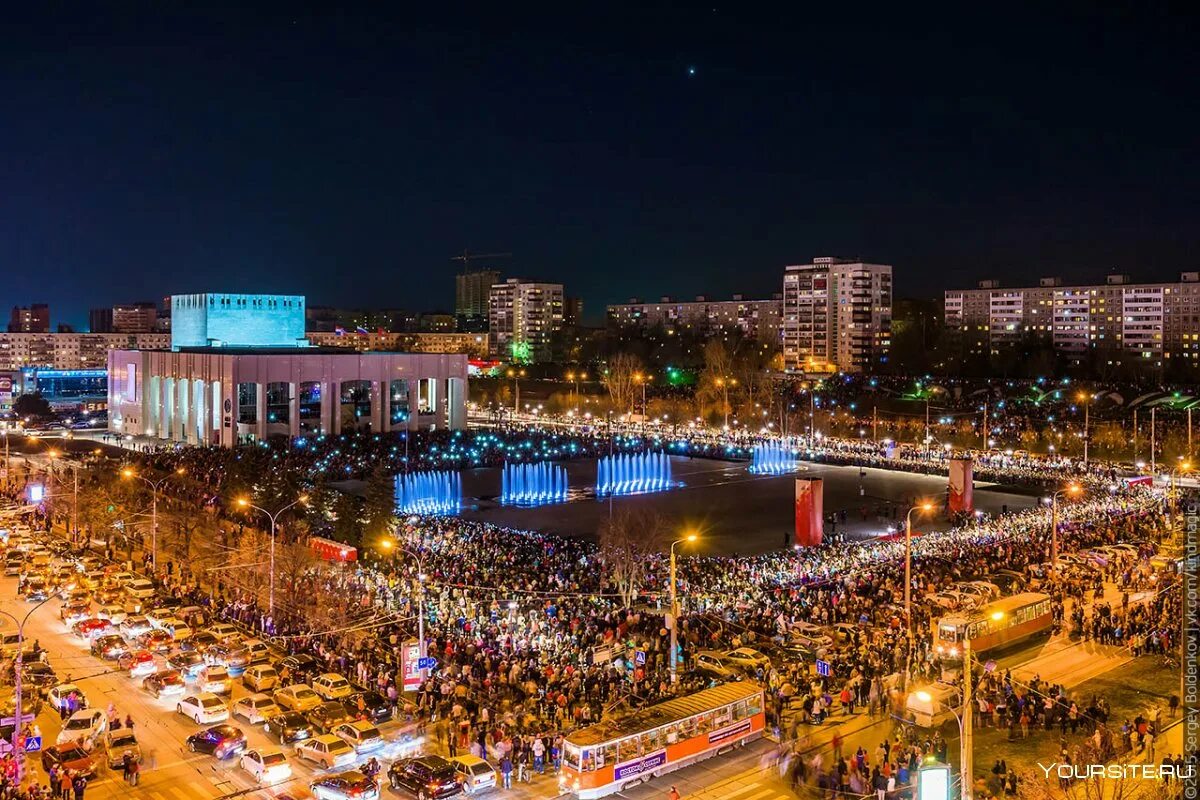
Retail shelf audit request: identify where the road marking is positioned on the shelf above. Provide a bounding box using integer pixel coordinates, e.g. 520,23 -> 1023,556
699,781 -> 762,800
169,785 -> 201,800
733,789 -> 780,800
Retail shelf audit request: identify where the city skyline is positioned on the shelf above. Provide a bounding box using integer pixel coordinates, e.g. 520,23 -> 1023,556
2,6 -> 1196,328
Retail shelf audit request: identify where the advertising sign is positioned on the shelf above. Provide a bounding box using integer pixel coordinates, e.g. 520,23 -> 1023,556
400,640 -> 423,692
613,750 -> 667,782
708,719 -> 752,745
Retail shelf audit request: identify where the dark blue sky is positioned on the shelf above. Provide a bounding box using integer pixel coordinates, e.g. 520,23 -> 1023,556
2,4 -> 1196,327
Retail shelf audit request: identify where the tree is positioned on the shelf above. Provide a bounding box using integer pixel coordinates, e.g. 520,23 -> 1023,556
603,353 -> 642,414
597,508 -> 671,607
331,491 -> 363,546
696,339 -> 738,424
361,464 -> 396,543
13,393 -> 51,418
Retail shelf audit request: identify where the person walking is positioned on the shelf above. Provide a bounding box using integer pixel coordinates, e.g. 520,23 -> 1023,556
500,754 -> 513,789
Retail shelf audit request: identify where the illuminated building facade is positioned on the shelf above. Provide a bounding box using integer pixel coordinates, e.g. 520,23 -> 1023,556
782,257 -> 893,372
488,278 -> 564,362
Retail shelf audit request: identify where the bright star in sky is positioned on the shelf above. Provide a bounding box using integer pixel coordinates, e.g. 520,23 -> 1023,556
687,66 -> 696,76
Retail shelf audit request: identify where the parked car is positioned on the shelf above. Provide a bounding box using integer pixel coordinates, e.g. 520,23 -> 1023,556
185,724 -> 247,759
119,650 -> 159,677
95,604 -> 129,625
312,673 -> 354,701
722,647 -> 770,674
306,700 -> 353,734
295,734 -> 356,770
388,756 -> 463,799
46,684 -> 87,713
243,665 -> 280,692
125,579 -> 156,600
693,650 -> 740,681
176,693 -> 230,725
274,684 -> 322,713
72,618 -> 114,640
265,711 -> 313,744
207,622 -> 241,641
56,709 -> 107,746
90,634 -> 129,660
232,693 -> 280,725
136,629 -> 173,654
333,720 -> 383,754
345,690 -> 392,724
279,653 -> 320,681
240,748 -> 292,785
143,670 -> 186,699
198,666 -> 232,695
450,755 -> 497,796
310,771 -> 379,800
103,729 -> 141,770
41,744 -> 98,780
120,616 -> 153,639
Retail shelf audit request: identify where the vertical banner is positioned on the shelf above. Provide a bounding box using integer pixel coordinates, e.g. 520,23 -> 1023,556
400,639 -> 422,692
948,458 -> 974,514
795,478 -> 823,547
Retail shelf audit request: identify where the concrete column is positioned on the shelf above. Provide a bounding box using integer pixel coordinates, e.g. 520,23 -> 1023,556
408,380 -> 421,432
288,382 -> 300,438
195,381 -> 208,445
161,377 -> 173,441
380,381 -> 392,434
449,378 -> 467,430
178,378 -> 191,443
255,382 -> 268,441
369,380 -> 383,433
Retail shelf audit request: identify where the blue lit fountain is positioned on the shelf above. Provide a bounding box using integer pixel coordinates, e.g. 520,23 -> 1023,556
501,462 -> 569,506
596,451 -> 674,496
394,470 -> 461,515
748,440 -> 800,474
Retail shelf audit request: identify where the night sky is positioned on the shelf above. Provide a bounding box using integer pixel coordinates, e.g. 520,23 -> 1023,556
2,5 -> 1196,327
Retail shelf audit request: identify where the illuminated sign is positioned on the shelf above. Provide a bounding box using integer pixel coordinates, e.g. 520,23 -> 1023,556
27,485 -> 45,504
917,763 -> 951,800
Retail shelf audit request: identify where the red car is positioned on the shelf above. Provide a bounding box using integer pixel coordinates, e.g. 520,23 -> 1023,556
137,630 -> 174,654
71,618 -> 113,639
41,744 -> 98,780
119,649 -> 159,677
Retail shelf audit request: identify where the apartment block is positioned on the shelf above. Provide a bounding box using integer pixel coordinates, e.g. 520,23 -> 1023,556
488,278 -> 564,362
944,273 -> 1200,368
781,257 -> 892,372
0,332 -> 171,370
606,294 -> 782,341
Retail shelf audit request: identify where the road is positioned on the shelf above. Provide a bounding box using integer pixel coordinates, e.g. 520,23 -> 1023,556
2,573 -> 429,800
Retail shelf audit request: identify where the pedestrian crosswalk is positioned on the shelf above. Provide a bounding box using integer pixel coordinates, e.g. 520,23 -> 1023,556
696,782 -> 789,800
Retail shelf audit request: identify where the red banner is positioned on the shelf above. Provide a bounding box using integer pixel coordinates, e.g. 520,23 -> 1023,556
795,478 -> 823,547
308,536 -> 358,562
949,458 -> 974,514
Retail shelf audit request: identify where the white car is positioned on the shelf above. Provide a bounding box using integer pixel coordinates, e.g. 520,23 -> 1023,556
96,604 -> 129,625
333,721 -> 383,753
274,684 -> 322,713
125,579 -> 156,600
56,709 -> 107,745
295,735 -> 356,770
145,608 -> 175,629
47,684 -> 87,713
176,692 -> 230,725
240,748 -> 292,784
312,673 -> 353,701
232,694 -> 280,725
120,616 -> 153,638
199,666 -> 233,695
207,622 -> 241,641
723,647 -> 770,673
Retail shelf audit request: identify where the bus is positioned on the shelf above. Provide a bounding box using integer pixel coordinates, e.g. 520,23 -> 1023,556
933,592 -> 1053,660
560,681 -> 765,799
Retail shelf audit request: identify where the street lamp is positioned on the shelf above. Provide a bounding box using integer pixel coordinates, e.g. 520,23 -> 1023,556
668,532 -> 698,684
915,609 -> 1004,800
1076,392 -> 1095,464
2,595 -> 53,781
379,538 -> 429,679
924,387 -> 943,454
1047,484 -> 1082,568
236,494 -> 309,615
121,467 -> 185,571
506,368 -> 526,414
904,501 -> 935,684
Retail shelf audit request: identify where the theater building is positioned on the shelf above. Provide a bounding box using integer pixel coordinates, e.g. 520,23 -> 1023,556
107,293 -> 467,446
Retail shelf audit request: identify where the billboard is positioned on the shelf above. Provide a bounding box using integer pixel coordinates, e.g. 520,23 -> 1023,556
795,478 -> 824,547
948,458 -> 974,514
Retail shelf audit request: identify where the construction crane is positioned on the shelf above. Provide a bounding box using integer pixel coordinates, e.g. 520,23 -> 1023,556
451,249 -> 511,274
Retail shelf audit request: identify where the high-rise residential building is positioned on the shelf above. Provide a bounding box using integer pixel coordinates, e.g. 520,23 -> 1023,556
564,297 -> 584,328
112,302 -> 159,333
89,308 -> 114,333
781,257 -> 893,373
455,270 -> 501,320
0,332 -> 171,370
944,272 -> 1200,370
8,304 -> 50,333
488,278 -> 564,362
606,294 -> 781,341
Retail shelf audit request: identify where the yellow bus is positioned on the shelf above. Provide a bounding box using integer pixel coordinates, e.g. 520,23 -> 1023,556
560,681 -> 765,799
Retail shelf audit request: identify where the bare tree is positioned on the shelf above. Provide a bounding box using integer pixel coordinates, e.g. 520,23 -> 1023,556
598,508 -> 671,607
603,353 -> 642,415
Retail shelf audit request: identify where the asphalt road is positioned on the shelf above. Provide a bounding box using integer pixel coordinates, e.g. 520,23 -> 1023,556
2,575 -> 426,800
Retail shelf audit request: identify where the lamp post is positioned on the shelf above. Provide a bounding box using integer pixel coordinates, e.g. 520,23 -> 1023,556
1168,461 -> 1192,528
924,387 -> 942,454
668,533 -> 698,684
2,596 -> 53,782
506,368 -> 525,415
1048,484 -> 1082,569
1076,392 -> 1093,464
121,467 -> 185,572
904,502 -> 935,685
236,495 -> 309,616
380,538 -> 429,678
566,371 -> 587,414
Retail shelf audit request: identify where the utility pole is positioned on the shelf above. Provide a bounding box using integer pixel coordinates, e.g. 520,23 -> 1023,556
1133,409 -> 1138,463
961,636 -> 974,799
1151,407 -> 1157,473
872,406 -> 877,443
981,404 -> 988,450
668,534 -> 697,684
1189,408 -> 1193,460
